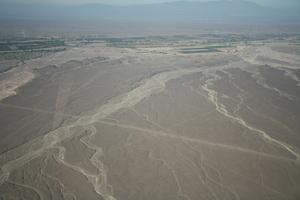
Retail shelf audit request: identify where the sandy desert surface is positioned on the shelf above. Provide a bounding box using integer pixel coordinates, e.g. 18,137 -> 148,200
0,34 -> 300,200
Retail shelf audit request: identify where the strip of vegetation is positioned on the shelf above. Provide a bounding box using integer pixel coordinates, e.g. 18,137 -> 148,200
0,39 -> 65,52
181,45 -> 231,51
0,39 -> 67,74
180,49 -> 221,54
179,45 -> 231,54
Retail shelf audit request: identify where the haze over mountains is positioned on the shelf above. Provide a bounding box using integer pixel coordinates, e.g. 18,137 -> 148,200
0,0 -> 299,23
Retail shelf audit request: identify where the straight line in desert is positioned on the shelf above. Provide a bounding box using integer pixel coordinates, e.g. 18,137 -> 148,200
97,120 -> 295,163
0,67 -> 209,185
202,73 -> 300,163
0,102 -> 78,119
0,101 -> 293,163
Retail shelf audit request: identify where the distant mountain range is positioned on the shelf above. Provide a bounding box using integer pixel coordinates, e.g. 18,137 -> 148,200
0,0 -> 299,23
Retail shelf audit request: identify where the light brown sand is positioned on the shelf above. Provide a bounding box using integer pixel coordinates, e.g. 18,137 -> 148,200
1,36 -> 300,200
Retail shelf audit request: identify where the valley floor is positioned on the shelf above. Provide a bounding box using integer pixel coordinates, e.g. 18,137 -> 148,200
1,35 -> 300,200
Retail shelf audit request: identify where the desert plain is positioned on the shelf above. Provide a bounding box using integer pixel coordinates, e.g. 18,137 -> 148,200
0,34 -> 300,200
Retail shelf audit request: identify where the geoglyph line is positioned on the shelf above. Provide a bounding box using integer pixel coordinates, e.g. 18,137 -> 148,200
0,102 -> 78,119
0,64 -> 297,190
96,120 -> 295,163
201,72 -> 300,163
0,67 -> 212,187
1,61 -> 298,200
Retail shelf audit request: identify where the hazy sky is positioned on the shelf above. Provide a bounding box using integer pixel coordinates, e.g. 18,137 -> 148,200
2,0 -> 300,9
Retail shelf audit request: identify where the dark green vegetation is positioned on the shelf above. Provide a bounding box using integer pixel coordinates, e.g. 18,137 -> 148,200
105,38 -> 137,48
179,46 -> 231,54
0,38 -> 67,73
0,39 -> 65,52
79,33 -> 299,49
